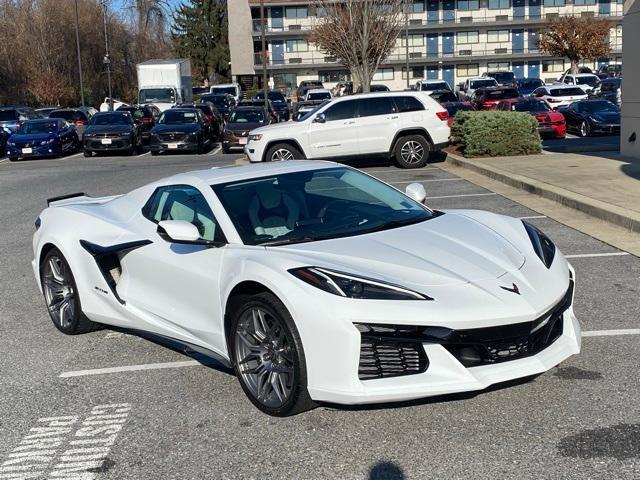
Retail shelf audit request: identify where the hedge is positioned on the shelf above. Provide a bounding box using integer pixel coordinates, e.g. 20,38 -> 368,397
451,110 -> 542,157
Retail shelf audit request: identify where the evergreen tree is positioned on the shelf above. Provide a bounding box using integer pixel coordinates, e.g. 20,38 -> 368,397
171,0 -> 229,85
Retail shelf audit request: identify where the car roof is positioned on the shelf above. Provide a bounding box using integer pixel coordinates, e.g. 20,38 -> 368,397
570,73 -> 598,77
307,88 -> 331,93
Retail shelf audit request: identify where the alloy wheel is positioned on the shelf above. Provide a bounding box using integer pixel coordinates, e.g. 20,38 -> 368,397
42,256 -> 76,329
400,140 -> 424,164
234,307 -> 295,408
271,148 -> 294,161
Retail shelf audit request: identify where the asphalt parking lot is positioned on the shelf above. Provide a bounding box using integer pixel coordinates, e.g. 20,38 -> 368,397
0,149 -> 638,480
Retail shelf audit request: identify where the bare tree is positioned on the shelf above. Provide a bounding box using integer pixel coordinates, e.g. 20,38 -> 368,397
308,0 -> 408,93
539,16 -> 611,74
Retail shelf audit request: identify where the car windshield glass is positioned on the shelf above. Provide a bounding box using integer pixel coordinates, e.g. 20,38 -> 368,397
91,113 -> 130,125
490,72 -> 515,83
0,110 -> 18,121
518,79 -> 542,88
470,80 -> 497,89
139,88 -> 175,103
512,101 -> 549,112
550,88 -> 585,97
118,107 -> 145,120
158,110 -> 198,124
308,91 -> 331,100
255,91 -> 286,102
578,101 -> 618,113
421,82 -> 448,91
370,85 -> 389,92
431,91 -> 457,102
19,122 -> 58,134
201,95 -> 227,108
212,167 -> 434,246
296,100 -> 330,121
210,86 -> 237,96
444,103 -> 473,115
50,111 -> 83,121
485,89 -> 518,99
576,76 -> 598,86
228,110 -> 265,123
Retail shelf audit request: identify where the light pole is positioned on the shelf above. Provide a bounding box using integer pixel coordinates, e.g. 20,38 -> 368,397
73,0 -> 85,106
405,11 -> 410,89
101,1 -> 113,111
260,0 -> 268,112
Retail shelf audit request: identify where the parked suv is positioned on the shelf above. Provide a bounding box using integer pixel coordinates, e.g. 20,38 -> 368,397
244,92 -> 450,169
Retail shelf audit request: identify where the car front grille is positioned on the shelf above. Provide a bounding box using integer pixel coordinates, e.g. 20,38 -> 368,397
87,139 -> 128,149
158,132 -> 187,142
232,130 -> 248,137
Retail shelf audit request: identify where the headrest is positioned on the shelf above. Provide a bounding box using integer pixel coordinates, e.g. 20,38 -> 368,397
256,183 -> 282,209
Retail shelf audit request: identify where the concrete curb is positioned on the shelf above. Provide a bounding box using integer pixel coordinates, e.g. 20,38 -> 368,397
444,153 -> 640,233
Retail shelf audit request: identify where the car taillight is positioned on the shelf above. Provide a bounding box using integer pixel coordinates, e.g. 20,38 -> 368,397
141,116 -> 153,124
75,119 -> 86,125
436,111 -> 448,121
206,114 -> 213,122
548,98 -> 560,103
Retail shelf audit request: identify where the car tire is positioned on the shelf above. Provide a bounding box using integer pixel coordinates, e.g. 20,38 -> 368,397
40,247 -> 101,335
197,138 -> 205,155
8,156 -> 18,162
83,150 -> 92,158
228,292 -> 316,417
151,150 -> 159,156
222,146 -> 230,154
394,135 -> 431,169
579,121 -> 591,137
265,143 -> 303,162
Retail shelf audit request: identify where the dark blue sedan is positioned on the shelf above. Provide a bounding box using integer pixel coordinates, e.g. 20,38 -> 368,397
6,119 -> 79,161
517,78 -> 545,97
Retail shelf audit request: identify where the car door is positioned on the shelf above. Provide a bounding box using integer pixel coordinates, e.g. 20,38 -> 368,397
355,96 -> 401,154
121,184 -> 228,352
306,99 -> 359,158
563,104 -> 580,131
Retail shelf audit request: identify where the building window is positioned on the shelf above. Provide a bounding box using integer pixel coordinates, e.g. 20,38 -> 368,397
373,68 -> 394,81
319,70 -> 351,83
487,30 -> 510,43
457,0 -> 479,10
402,66 -> 425,80
487,61 -> 510,71
457,31 -> 479,44
400,34 -> 425,47
488,0 -> 510,8
285,6 -> 307,18
405,0 -> 426,13
543,0 -> 565,6
457,63 -> 479,76
285,39 -> 308,53
542,59 -> 564,72
574,0 -> 595,4
273,73 -> 297,89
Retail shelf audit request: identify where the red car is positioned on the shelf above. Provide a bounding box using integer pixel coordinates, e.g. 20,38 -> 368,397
472,87 -> 520,110
497,98 -> 566,139
441,101 -> 475,127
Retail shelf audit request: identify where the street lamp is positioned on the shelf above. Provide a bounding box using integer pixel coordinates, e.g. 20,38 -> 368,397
73,0 -> 85,106
101,1 -> 113,111
260,0 -> 268,112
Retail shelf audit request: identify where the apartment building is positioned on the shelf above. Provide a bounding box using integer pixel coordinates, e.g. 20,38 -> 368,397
228,0 -> 623,92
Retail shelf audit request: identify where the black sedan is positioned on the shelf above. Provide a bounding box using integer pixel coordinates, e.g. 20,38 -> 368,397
173,103 -> 223,142
254,90 -> 290,121
199,93 -> 235,120
116,104 -> 160,144
149,108 -> 211,155
559,100 -> 620,137
82,112 -> 142,157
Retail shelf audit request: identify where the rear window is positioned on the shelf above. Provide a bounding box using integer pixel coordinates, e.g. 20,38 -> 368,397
50,110 -> 86,122
470,79 -> 498,89
511,101 -> 549,112
308,91 -> 331,101
550,88 -> 585,97
488,72 -> 515,83
421,82 -> 449,91
518,79 -> 543,88
201,95 -> 228,108
91,113 -> 131,125
575,76 -> 599,86
484,89 -> 519,100
210,86 -> 237,96
0,110 -> 18,121
158,110 -> 198,124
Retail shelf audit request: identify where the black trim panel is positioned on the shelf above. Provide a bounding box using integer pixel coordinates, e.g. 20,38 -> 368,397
47,192 -> 86,206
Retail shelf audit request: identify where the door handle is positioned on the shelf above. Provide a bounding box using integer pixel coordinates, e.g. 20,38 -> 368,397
388,115 -> 399,120
344,120 -> 356,125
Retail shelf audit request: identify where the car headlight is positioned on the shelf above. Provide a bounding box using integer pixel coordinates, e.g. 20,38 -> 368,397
248,134 -> 263,141
7,141 -> 15,146
289,267 -> 432,300
40,138 -> 56,145
522,221 -> 556,268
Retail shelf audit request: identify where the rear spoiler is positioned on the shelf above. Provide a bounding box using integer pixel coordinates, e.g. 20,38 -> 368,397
47,192 -> 86,207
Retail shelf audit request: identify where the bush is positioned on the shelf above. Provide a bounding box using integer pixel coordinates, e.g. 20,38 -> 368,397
451,110 -> 542,157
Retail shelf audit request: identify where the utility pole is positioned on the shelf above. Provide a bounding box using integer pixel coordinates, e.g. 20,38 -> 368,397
260,0 -> 268,112
405,11 -> 410,89
102,1 -> 113,111
73,0 -> 85,106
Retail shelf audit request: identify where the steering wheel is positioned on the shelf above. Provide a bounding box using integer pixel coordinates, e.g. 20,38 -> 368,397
317,199 -> 351,219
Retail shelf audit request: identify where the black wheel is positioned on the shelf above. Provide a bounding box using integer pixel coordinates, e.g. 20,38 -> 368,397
197,138 -> 205,154
579,121 -> 591,137
394,135 -> 430,169
222,146 -> 230,154
151,150 -> 159,156
265,143 -> 303,162
40,248 -> 100,335
83,150 -> 92,158
8,156 -> 18,162
228,292 -> 315,416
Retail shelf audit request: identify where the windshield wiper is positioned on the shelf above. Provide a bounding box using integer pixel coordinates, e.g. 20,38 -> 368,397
260,235 -> 317,246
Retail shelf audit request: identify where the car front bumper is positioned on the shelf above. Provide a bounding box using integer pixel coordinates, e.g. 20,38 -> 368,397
149,138 -> 199,153
589,123 -> 620,135
7,143 -> 59,158
84,136 -> 133,152
222,132 -> 249,151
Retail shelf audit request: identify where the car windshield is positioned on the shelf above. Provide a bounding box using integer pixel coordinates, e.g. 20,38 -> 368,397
489,72 -> 515,83
296,100 -> 330,121
550,87 -> 585,97
512,101 -> 549,112
201,95 -> 227,108
91,113 -> 130,125
470,79 -> 498,89
518,79 -> 543,88
576,76 -> 599,86
50,111 -> 84,122
485,89 -> 519,100
577,101 -> 619,113
210,86 -> 237,96
19,121 -> 58,134
158,110 -> 198,124
118,107 -> 145,120
421,82 -> 449,91
0,110 -> 18,121
139,88 -> 175,103
444,103 -> 473,115
307,91 -> 331,101
212,167 -> 434,246
255,91 -> 286,103
228,109 -> 265,124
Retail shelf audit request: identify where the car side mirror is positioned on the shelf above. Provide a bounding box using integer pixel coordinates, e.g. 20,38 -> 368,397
405,183 -> 427,204
313,113 -> 326,123
157,220 -> 201,243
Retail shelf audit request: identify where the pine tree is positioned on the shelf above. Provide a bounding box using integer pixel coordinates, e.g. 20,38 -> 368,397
171,0 -> 229,85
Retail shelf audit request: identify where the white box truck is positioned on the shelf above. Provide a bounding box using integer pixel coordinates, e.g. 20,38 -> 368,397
137,59 -> 193,111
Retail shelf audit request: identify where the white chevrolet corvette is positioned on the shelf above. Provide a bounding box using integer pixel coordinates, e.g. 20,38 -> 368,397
33,161 -> 580,416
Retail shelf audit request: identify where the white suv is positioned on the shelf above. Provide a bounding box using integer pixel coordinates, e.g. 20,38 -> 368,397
244,92 -> 450,169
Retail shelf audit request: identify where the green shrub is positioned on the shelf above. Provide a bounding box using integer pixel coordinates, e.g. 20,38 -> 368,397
451,110 -> 541,157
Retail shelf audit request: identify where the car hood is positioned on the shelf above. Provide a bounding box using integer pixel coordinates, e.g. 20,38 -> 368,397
590,111 -> 620,123
250,121 -> 304,135
226,122 -> 264,132
269,213 -> 526,288
9,133 -> 56,142
152,124 -> 199,134
85,125 -> 132,135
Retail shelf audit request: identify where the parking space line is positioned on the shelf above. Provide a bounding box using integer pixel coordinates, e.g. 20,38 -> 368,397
59,360 -> 200,378
64,152 -> 84,160
0,158 -> 8,164
427,193 -> 497,200
519,215 -> 547,220
582,329 -> 640,337
363,168 -> 436,174
209,145 -> 222,156
137,151 -> 150,157
565,252 -> 630,259
391,179 -> 466,184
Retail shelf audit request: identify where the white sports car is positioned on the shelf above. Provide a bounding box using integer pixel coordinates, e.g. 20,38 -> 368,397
33,161 -> 580,416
